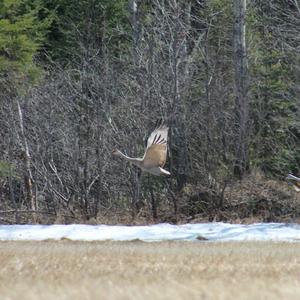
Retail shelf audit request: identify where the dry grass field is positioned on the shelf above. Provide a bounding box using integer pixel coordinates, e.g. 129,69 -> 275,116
0,241 -> 300,300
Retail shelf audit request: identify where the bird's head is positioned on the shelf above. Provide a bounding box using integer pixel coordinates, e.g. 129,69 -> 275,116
111,149 -> 121,156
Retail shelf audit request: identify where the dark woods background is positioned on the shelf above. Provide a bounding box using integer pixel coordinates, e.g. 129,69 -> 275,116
1,0 -> 300,224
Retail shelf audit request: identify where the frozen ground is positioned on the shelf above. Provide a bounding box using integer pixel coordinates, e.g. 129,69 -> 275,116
0,222 -> 300,242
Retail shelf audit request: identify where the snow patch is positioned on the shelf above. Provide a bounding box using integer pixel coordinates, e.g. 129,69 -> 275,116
0,223 -> 299,242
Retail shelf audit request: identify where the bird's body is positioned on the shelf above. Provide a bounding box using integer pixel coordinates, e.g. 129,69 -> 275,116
112,123 -> 170,176
286,174 -> 300,192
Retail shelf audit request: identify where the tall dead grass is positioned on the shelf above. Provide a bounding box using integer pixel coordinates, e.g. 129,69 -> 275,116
0,241 -> 300,299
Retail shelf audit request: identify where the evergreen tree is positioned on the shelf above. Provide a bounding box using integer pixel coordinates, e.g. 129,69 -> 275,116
248,0 -> 300,175
0,0 -> 52,84
41,0 -> 129,62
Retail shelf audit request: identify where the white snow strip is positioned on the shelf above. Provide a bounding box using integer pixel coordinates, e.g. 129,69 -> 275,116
0,223 -> 299,242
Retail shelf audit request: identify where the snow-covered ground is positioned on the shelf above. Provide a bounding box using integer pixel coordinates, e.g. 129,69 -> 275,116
0,222 -> 299,242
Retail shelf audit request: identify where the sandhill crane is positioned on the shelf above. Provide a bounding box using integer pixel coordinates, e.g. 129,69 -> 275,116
286,174 -> 300,192
112,123 -> 170,176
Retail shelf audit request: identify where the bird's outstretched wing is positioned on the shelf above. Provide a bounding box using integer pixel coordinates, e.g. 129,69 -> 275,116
146,120 -> 168,148
143,123 -> 168,168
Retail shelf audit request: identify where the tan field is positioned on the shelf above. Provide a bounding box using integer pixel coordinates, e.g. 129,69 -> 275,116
0,241 -> 300,300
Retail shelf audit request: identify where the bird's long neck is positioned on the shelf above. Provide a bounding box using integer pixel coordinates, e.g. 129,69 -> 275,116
287,174 -> 300,181
116,150 -> 143,167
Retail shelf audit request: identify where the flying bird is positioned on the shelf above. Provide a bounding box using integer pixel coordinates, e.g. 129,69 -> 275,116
112,122 -> 170,176
286,174 -> 300,192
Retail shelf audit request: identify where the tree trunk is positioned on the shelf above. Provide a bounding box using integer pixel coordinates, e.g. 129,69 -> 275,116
170,0 -> 191,191
8,137 -> 19,223
17,100 -> 36,221
129,0 -> 142,216
233,0 -> 249,178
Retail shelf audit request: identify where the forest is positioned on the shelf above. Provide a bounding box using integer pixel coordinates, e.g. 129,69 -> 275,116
0,0 -> 300,224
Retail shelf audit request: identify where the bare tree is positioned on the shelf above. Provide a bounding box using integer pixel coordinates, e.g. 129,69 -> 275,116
16,99 -> 36,219
233,0 -> 249,178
